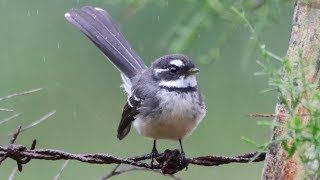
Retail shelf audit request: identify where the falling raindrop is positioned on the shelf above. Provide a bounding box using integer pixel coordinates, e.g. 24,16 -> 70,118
57,42 -> 60,49
73,110 -> 78,119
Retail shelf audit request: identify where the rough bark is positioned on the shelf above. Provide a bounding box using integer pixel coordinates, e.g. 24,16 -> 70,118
261,1 -> 320,179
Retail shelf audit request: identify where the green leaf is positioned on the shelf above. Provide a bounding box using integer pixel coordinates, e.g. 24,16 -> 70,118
241,136 -> 257,146
282,57 -> 291,73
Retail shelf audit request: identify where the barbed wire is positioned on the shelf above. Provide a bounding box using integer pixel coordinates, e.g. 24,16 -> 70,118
0,127 -> 266,175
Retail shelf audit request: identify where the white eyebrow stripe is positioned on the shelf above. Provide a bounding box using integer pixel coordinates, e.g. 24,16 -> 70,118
159,75 -> 197,88
170,59 -> 184,67
154,68 -> 168,75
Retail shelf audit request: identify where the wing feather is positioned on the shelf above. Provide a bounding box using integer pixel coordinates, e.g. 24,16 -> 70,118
117,96 -> 140,140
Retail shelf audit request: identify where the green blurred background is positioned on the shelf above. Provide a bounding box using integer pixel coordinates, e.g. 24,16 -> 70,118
0,0 -> 294,179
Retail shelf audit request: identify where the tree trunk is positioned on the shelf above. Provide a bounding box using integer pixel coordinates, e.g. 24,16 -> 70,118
261,1 -> 320,179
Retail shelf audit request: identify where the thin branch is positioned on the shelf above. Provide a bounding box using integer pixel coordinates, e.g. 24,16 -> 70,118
101,164 -> 121,179
247,113 -> 276,118
53,160 -> 70,180
0,88 -> 43,101
101,165 -> 182,180
247,112 -> 309,118
20,110 -> 56,133
3,111 -> 56,138
8,166 -> 18,180
0,108 -> 14,112
0,114 -> 20,125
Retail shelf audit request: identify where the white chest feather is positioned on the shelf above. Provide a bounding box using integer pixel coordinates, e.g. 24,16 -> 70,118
133,90 -> 206,140
158,75 -> 197,88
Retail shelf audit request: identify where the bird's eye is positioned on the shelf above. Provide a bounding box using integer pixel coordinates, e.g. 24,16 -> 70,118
169,66 -> 178,73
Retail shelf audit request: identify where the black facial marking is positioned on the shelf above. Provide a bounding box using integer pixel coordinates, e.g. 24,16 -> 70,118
151,54 -> 196,81
159,86 -> 197,92
169,65 -> 178,74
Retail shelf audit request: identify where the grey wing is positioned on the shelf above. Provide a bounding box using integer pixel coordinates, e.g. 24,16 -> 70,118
117,96 -> 140,140
65,6 -> 147,79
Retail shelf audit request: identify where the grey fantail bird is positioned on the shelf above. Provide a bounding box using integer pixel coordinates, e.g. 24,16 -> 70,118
64,6 -> 206,165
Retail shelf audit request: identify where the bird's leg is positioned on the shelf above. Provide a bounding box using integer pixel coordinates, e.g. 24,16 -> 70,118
178,139 -> 187,169
150,139 -> 158,168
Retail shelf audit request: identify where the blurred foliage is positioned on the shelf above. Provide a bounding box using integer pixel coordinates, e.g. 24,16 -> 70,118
103,0 -> 295,64
234,6 -> 320,178
0,0 -> 296,179
280,55 -> 320,178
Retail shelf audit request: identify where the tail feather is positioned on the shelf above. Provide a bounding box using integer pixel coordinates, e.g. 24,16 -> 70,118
82,7 -> 145,69
65,6 -> 147,79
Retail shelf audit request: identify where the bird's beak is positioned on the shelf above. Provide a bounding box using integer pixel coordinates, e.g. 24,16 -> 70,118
186,68 -> 199,75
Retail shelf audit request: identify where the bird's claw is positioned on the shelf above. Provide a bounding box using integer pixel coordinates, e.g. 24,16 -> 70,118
178,151 -> 188,170
150,148 -> 158,168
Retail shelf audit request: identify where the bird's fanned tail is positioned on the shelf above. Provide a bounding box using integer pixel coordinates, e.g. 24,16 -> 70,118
65,6 -> 147,79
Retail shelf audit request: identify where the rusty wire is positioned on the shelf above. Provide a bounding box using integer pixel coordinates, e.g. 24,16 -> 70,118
0,127 -> 265,174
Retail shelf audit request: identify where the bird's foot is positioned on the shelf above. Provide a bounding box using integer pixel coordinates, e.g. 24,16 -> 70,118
150,148 -> 158,168
178,151 -> 188,170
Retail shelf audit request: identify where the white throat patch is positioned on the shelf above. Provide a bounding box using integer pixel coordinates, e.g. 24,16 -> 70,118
159,75 -> 197,88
